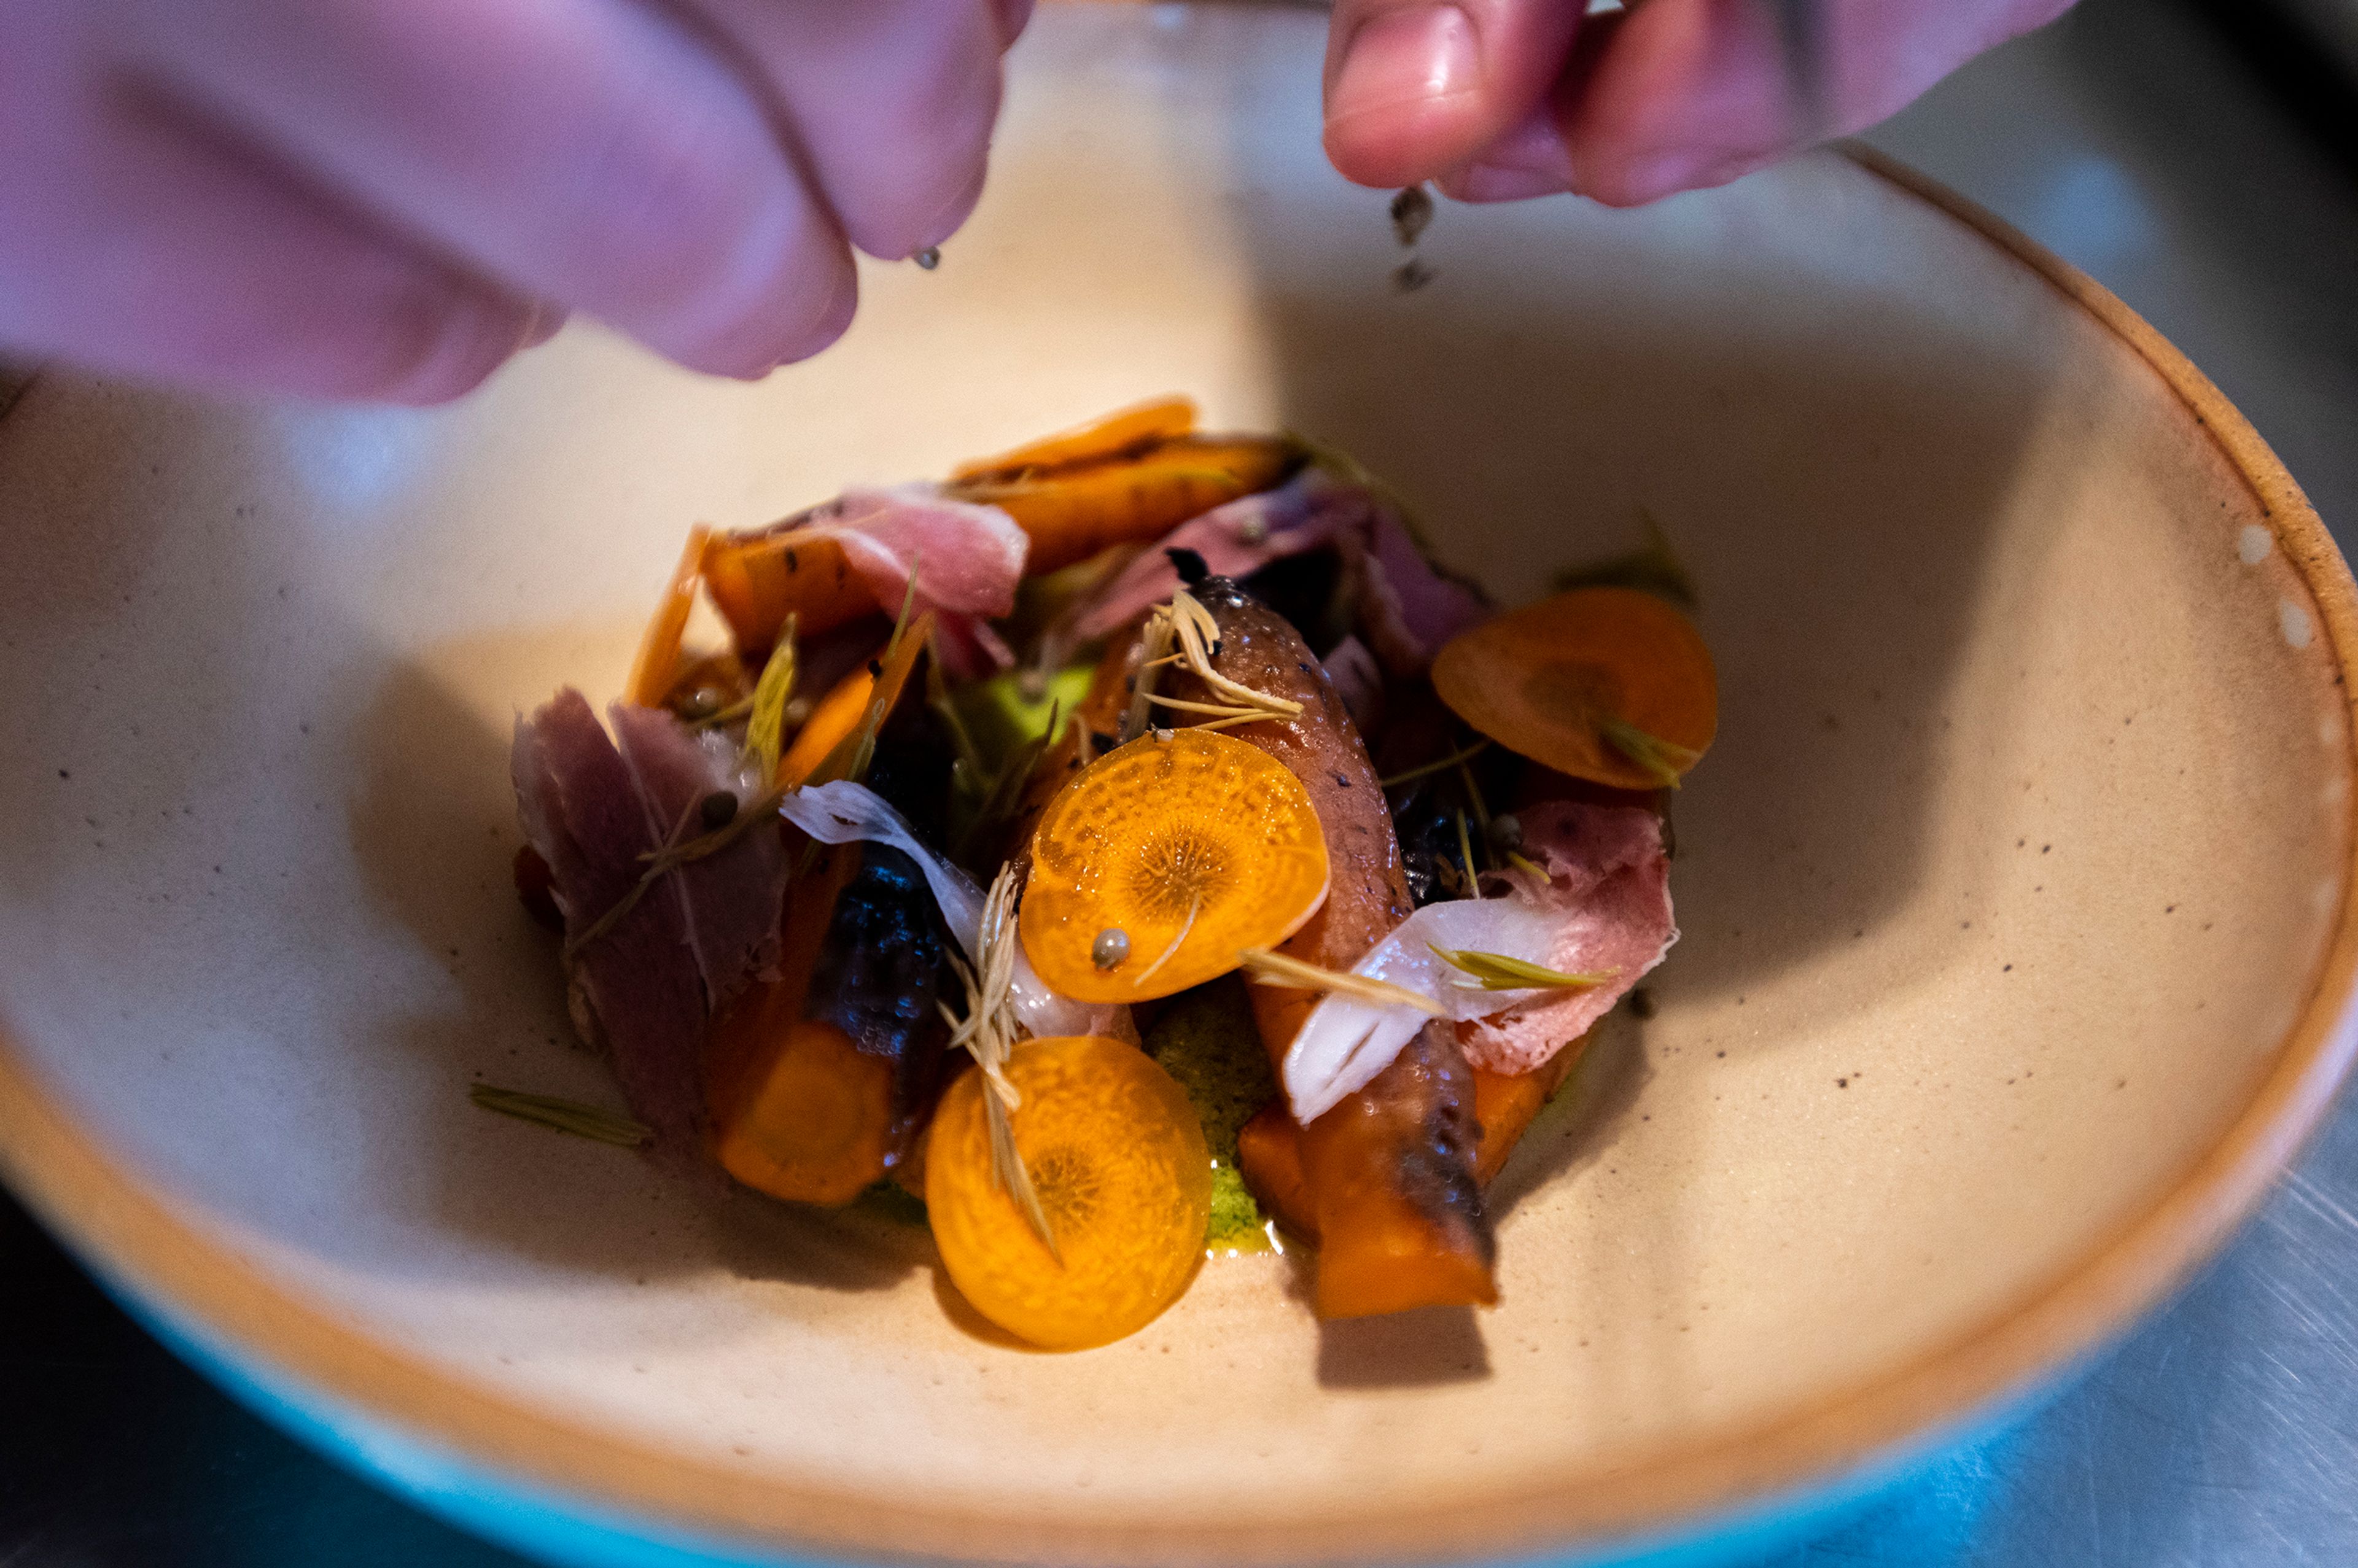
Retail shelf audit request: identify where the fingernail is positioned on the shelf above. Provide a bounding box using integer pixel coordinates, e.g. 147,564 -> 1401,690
1578,149 -> 1711,208
1448,163 -> 1568,203
912,161 -> 989,258
755,265 -> 858,375
1481,107 -> 1577,185
1328,6 -> 1481,123
518,300 -> 566,350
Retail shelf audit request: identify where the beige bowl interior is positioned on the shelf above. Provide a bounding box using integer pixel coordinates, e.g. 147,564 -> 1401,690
2,6 -> 2354,1564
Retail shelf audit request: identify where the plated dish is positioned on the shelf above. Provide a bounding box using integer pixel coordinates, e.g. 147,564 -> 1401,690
502,398 -> 1714,1349
1,6 -> 2352,1561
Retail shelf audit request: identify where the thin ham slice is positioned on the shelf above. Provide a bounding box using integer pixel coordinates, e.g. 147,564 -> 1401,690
1280,801 -> 1674,1119
512,693 -> 795,1155
608,704 -> 785,1014
784,484 -> 1027,679
1458,802 -> 1676,1074
1065,468 -> 1492,672
511,690 -> 709,1153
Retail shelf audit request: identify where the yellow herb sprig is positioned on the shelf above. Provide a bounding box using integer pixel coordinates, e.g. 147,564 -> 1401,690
1427,945 -> 1617,992
469,1085 -> 650,1147
1235,947 -> 1446,1016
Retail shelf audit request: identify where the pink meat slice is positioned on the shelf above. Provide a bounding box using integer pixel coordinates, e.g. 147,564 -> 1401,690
1460,801 -> 1676,1074
607,704 -> 785,1014
1066,468 -> 1492,672
512,689 -> 709,1153
785,484 -> 1027,679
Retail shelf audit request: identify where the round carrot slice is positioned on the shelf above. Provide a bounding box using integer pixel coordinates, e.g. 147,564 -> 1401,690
1431,586 -> 1717,790
927,1036 -> 1212,1350
1019,729 -> 1328,1003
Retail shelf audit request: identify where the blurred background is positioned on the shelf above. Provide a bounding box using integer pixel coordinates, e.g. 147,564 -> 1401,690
4,0 -> 2356,1564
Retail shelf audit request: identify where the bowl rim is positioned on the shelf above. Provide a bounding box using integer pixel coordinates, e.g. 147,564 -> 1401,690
2,142 -> 2356,1568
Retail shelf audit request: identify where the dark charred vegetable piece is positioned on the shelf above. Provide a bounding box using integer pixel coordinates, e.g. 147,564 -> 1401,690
1375,680 -> 1527,905
1237,1025 -> 1590,1236
1164,575 -> 1496,1316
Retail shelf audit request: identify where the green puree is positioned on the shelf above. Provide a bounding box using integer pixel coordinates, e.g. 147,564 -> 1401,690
1143,976 -> 1280,1250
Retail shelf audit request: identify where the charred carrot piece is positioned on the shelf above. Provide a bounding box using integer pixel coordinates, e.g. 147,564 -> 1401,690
1469,1038 -> 1584,1187
707,842 -> 887,1203
1170,576 -> 1496,1318
950,395 -> 1199,484
1238,1028 -> 1590,1237
705,622 -> 943,1204
625,525 -> 712,708
701,529 -> 876,657
955,436 -> 1303,576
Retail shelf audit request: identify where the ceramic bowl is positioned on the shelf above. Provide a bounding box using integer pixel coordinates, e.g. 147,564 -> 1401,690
3,6 -> 2354,1566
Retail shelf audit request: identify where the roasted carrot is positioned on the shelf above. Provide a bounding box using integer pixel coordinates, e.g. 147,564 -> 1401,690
1237,1028 -> 1591,1236
707,842 -> 887,1203
624,525 -> 712,708
954,436 -> 1303,576
1167,575 -> 1496,1317
704,621 -> 944,1204
779,613 -> 933,790
1469,1036 -> 1584,1187
949,395 -> 1199,484
1432,586 -> 1716,791
701,529 -> 876,657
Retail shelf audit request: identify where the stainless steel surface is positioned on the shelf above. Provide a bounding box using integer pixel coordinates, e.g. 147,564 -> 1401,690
4,0 -> 2356,1562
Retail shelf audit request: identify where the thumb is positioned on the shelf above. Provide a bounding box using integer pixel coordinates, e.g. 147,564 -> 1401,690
1321,0 -> 1584,190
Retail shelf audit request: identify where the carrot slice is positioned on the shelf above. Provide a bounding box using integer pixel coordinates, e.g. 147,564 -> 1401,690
623,525 -> 712,708
1432,586 -> 1716,791
949,396 -> 1199,483
701,530 -> 877,656
927,1035 -> 1210,1349
957,435 -> 1302,576
1019,729 -> 1329,1004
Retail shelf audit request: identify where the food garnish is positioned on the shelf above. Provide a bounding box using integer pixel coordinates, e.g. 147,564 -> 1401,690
1235,947 -> 1444,1015
504,395 -> 1708,1349
1019,729 -> 1329,1004
1428,946 -> 1617,992
1431,585 -> 1717,791
927,1034 -> 1212,1350
469,1085 -> 652,1147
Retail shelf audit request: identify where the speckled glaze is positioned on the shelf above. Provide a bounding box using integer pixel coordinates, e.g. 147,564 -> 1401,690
1,6 -> 2353,1567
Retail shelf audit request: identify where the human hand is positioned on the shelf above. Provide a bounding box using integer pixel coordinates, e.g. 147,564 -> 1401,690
1320,0 -> 2075,206
0,0 -> 1030,403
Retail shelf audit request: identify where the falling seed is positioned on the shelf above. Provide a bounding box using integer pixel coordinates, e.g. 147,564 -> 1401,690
913,247 -> 941,271
1390,186 -> 1434,248
679,686 -> 727,721
1237,516 -> 1269,545
1487,812 -> 1523,852
699,790 -> 739,831
1394,258 -> 1437,293
1093,928 -> 1132,969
